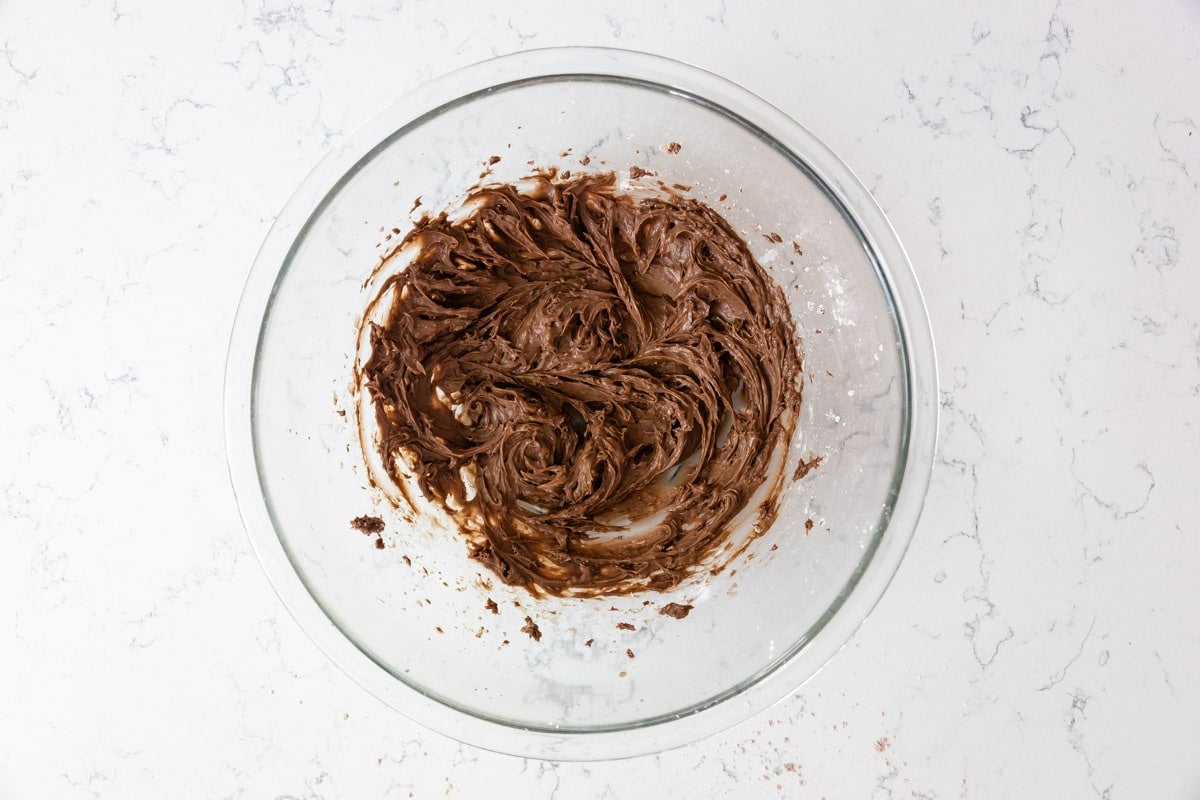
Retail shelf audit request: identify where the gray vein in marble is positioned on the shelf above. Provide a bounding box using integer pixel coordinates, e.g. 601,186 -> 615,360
1070,450 -> 1155,521
1152,649 -> 1177,700
2,39 -> 38,84
1005,105 -> 1076,166
1038,616 -> 1096,691
1131,213 -> 1181,276
705,0 -> 727,27
1065,689 -> 1115,799
1153,113 -> 1199,189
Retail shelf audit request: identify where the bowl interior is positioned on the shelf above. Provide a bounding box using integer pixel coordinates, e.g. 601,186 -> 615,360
250,74 -> 907,734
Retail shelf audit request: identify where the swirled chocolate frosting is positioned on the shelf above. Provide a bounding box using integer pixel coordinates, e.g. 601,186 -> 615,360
361,171 -> 802,596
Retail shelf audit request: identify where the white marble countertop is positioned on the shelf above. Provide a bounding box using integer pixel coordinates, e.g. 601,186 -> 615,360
3,0 -> 1198,796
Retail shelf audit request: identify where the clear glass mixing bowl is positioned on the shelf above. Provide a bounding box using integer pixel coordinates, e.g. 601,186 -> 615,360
224,47 -> 937,760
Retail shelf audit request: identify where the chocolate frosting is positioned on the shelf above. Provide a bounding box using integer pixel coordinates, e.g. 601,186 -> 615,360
361,172 -> 802,596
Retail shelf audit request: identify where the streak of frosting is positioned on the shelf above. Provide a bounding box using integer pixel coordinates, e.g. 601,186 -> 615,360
360,171 -> 802,596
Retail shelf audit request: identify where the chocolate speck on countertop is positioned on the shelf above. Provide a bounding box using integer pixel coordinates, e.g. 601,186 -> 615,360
626,648 -> 635,659
579,155 -> 591,166
764,231 -> 783,243
410,195 -> 422,213
584,638 -> 594,647
874,737 -> 889,752
521,616 -> 542,641
628,165 -> 655,179
435,626 -> 444,634
484,598 -> 499,614
665,141 -> 681,154
659,602 -> 693,619
793,455 -> 823,481
351,515 -> 385,535
718,193 -> 728,202
374,537 -> 385,550
401,554 -> 412,566
805,518 -> 814,533
616,622 -> 636,631
792,241 -> 803,255
488,155 -> 501,165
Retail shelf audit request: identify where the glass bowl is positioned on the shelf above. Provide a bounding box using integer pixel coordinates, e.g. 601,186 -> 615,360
224,47 -> 937,760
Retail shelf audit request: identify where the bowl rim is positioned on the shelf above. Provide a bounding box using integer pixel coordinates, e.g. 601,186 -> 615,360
224,45 -> 939,761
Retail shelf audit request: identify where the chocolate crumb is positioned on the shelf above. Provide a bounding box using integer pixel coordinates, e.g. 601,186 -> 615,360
874,737 -> 889,752
579,155 -> 591,166
391,227 -> 401,235
351,515 -> 385,535
793,455 -> 823,481
770,543 -> 778,551
792,241 -> 803,255
718,193 -> 728,202
410,196 -> 422,213
616,622 -> 636,631
619,670 -> 627,677
764,231 -> 783,243
665,141 -> 682,154
488,155 -> 501,165
374,537 -> 385,550
484,598 -> 499,614
402,555 -> 411,566
521,616 -> 542,642
585,638 -> 594,647
561,170 -> 571,179
626,648 -> 635,659
336,408 -> 346,417
628,165 -> 656,179
659,602 -> 693,619
435,626 -> 444,634
805,518 -> 814,533
501,639 -> 509,646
